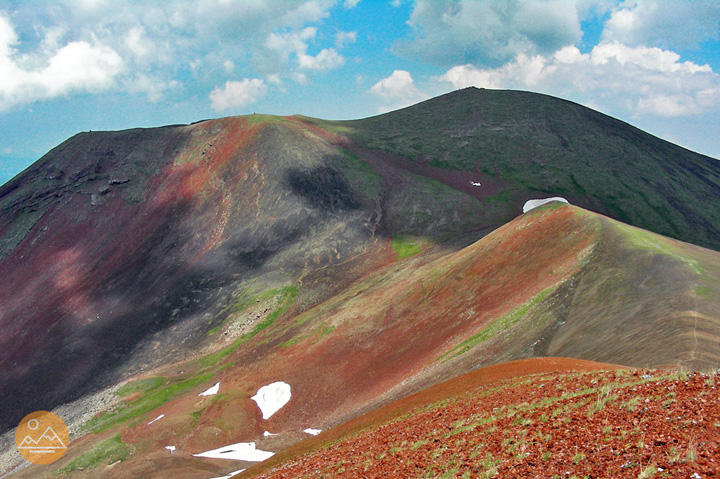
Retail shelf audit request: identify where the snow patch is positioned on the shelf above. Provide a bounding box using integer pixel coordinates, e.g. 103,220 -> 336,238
148,414 -> 165,425
199,382 -> 220,396
470,181 -> 482,186
252,381 -> 291,419
303,428 -> 322,436
194,442 -> 274,462
208,469 -> 245,479
263,431 -> 277,437
522,197 -> 569,213
165,446 -> 176,453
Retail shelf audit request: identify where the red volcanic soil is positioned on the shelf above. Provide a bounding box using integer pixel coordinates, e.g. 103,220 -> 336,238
247,358 -> 720,479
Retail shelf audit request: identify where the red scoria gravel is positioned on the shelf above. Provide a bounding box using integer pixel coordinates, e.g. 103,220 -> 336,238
250,369 -> 720,478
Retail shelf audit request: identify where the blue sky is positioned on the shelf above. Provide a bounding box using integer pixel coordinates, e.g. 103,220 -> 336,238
1,0 -> 719,185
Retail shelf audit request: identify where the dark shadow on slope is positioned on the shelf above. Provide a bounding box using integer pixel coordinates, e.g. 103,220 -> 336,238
287,165 -> 359,212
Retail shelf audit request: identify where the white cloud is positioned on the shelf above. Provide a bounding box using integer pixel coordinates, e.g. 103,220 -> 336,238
298,47 -> 344,71
437,41 -> 720,118
262,25 -> 345,75
0,1 -> 342,108
396,0 -> 601,67
370,70 -> 428,111
335,31 -> 357,48
124,26 -> 149,59
344,0 -> 361,8
0,12 -> 124,110
125,74 -> 180,103
292,71 -> 309,84
209,78 -> 267,111
636,94 -> 702,117
603,0 -> 720,50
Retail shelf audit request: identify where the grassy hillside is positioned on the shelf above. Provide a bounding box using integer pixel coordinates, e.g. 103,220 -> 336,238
248,359 -> 720,479
314,88 -> 720,251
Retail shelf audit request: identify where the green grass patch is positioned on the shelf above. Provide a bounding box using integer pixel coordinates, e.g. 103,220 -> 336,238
296,116 -> 356,136
245,113 -> 288,125
438,285 -> 556,361
60,435 -> 131,472
253,285 -> 299,334
280,335 -> 305,347
337,148 -> 383,198
317,324 -> 335,337
203,284 -> 301,365
116,377 -> 167,398
392,235 -> 424,260
695,285 -> 712,296
82,372 -> 213,434
614,222 -> 704,274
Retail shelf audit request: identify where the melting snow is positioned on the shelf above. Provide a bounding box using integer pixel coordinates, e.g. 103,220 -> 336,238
199,382 -> 220,397
303,428 -> 322,436
522,197 -> 569,213
263,431 -> 277,437
252,381 -> 291,419
148,414 -> 165,425
194,442 -> 274,462
470,181 -> 482,186
208,469 -> 245,479
165,446 -> 176,453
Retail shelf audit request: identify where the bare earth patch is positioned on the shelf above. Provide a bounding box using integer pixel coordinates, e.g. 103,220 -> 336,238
249,361 -> 720,479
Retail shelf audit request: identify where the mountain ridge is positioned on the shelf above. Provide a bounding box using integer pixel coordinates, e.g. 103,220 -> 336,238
1,88 -> 719,478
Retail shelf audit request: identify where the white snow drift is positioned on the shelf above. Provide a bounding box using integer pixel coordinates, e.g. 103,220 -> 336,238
165,445 -> 176,453
199,382 -> 220,396
303,428 -> 322,436
251,381 -> 291,419
208,469 -> 245,479
147,414 -> 164,425
194,442 -> 274,462
522,197 -> 569,213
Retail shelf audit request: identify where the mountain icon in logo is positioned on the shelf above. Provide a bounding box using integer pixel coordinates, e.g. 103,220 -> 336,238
18,426 -> 67,452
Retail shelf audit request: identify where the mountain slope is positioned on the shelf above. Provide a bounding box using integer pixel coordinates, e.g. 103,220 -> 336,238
314,87 -> 720,251
1,88 -> 720,477
6,203 -> 720,479
248,359 -> 720,479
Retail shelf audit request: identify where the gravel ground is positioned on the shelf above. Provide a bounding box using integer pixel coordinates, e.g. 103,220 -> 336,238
252,369 -> 720,479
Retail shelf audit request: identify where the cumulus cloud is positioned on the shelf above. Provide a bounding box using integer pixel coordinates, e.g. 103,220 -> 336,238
603,0 -> 720,50
0,1 -> 343,108
298,47 -> 344,71
261,25 -> 345,75
370,70 -> 428,111
396,0 -> 598,67
209,78 -> 267,111
0,12 -> 124,111
335,30 -> 357,48
438,42 -> 720,118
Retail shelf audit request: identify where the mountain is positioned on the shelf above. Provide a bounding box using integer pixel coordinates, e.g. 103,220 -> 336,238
4,201 -> 720,478
327,88 -> 720,251
0,88 -> 719,478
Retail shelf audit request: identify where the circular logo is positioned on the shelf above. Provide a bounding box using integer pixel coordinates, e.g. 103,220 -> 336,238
15,411 -> 69,465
